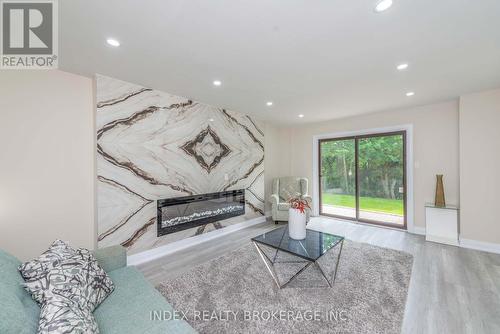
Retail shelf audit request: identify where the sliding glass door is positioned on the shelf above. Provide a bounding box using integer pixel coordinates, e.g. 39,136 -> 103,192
319,138 -> 356,219
319,132 -> 406,229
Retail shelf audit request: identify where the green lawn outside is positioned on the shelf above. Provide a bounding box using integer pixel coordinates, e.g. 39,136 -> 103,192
321,193 -> 404,216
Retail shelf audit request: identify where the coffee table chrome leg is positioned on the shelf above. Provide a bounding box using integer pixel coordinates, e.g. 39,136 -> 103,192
272,248 -> 280,263
254,242 -> 314,289
279,261 -> 313,289
254,238 -> 344,289
272,228 -> 288,263
253,242 -> 282,289
314,262 -> 332,288
332,239 -> 344,284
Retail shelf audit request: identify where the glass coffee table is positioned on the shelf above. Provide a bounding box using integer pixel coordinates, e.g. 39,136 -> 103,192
252,226 -> 344,289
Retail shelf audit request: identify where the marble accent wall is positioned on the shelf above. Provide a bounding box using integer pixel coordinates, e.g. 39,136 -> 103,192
96,75 -> 265,255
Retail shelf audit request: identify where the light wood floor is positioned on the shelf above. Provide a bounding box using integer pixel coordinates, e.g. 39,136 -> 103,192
137,217 -> 500,334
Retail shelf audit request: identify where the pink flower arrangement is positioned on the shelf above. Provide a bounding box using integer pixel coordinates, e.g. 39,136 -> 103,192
288,197 -> 311,214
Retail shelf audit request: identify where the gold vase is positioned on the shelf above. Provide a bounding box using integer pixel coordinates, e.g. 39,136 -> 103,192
435,175 -> 446,207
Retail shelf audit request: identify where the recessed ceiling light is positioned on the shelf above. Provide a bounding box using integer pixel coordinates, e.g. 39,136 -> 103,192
209,118 -> 214,122
106,38 -> 120,47
374,0 -> 393,12
298,114 -> 304,118
406,91 -> 415,97
213,80 -> 222,86
397,63 -> 409,71
266,101 -> 273,106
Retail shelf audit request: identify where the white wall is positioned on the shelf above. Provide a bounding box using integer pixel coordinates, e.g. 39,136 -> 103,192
459,88 -> 500,244
263,123 -> 292,213
268,101 -> 460,230
0,70 -> 95,261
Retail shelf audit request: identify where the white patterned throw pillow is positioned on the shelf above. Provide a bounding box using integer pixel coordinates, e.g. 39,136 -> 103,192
18,239 -> 77,281
19,240 -> 114,334
38,297 -> 99,334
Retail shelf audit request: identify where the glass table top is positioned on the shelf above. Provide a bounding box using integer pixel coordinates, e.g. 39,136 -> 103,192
252,226 -> 344,261
424,203 -> 459,210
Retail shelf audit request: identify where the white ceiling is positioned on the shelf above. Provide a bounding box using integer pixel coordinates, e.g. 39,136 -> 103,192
59,0 -> 500,124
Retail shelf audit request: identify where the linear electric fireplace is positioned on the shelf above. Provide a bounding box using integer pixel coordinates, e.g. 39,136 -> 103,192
157,189 -> 245,236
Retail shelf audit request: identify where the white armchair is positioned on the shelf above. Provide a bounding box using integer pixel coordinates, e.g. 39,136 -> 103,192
270,177 -> 312,223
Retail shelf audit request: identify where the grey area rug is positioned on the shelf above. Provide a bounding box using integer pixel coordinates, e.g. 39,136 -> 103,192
157,240 -> 413,334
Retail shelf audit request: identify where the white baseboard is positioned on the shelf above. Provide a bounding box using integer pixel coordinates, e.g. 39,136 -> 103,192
410,227 -> 500,254
127,216 -> 267,266
410,226 -> 426,236
459,238 -> 500,254
407,226 -> 500,254
426,235 -> 459,247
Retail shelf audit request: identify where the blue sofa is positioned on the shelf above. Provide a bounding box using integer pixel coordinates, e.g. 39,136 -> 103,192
0,245 -> 196,334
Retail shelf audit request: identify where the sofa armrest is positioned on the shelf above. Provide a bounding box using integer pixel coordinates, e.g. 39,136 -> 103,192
270,194 -> 280,206
93,245 -> 127,272
301,194 -> 312,203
